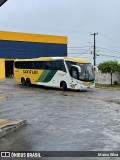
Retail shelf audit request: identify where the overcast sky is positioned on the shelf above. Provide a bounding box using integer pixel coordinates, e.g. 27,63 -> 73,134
0,0 -> 120,64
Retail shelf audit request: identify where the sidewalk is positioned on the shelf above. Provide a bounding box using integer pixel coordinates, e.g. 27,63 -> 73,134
0,119 -> 26,138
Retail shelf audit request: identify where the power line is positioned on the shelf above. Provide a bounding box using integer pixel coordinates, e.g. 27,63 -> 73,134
68,51 -> 120,58
68,48 -> 91,51
98,54 -> 120,59
97,47 -> 120,54
68,46 -> 120,55
99,33 -> 120,41
68,53 -> 91,55
68,47 -> 92,55
68,46 -> 90,48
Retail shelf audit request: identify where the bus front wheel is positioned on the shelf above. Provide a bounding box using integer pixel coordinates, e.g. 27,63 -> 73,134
60,81 -> 67,91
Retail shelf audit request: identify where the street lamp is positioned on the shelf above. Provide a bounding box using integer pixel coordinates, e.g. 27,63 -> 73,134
0,0 -> 7,7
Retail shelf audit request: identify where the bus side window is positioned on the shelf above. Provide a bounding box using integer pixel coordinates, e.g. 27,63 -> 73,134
65,61 -> 71,71
26,62 -> 30,69
15,62 -> 20,68
19,62 -> 24,69
30,62 -> 36,69
34,62 -> 38,69
71,67 -> 78,79
55,61 -> 66,72
66,61 -> 76,75
46,61 -> 56,70
34,61 -> 46,69
39,61 -> 46,69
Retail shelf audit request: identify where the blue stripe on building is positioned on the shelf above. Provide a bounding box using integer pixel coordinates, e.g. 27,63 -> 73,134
0,40 -> 67,59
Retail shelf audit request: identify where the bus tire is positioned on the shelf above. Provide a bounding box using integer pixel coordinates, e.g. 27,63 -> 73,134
26,78 -> 31,87
60,81 -> 67,91
21,77 -> 26,86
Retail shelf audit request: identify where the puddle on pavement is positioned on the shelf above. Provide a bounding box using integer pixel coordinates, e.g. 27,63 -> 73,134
0,96 -> 6,100
106,99 -> 120,105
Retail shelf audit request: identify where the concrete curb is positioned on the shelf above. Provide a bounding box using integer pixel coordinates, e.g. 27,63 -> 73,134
0,119 -> 26,138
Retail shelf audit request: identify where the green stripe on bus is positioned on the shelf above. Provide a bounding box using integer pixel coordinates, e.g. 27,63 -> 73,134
37,70 -> 57,83
43,70 -> 57,82
38,70 -> 50,82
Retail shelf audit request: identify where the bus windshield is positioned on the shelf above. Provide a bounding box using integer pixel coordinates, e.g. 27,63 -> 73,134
66,61 -> 95,82
77,63 -> 94,81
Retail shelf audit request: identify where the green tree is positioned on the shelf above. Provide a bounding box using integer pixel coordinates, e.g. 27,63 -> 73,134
98,61 -> 120,85
118,64 -> 120,73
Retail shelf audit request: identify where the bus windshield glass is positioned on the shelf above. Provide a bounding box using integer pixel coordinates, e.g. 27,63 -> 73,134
77,63 -> 94,81
66,61 -> 94,81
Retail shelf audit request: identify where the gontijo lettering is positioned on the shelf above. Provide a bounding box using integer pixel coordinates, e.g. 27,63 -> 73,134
23,70 -> 38,74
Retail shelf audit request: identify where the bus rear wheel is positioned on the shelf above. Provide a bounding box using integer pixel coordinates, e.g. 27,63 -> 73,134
26,78 -> 31,87
21,77 -> 26,86
60,81 -> 67,91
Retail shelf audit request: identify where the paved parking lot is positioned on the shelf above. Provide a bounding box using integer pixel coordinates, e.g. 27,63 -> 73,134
0,79 -> 120,160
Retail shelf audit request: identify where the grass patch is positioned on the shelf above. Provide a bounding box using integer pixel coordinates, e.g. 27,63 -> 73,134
95,83 -> 120,90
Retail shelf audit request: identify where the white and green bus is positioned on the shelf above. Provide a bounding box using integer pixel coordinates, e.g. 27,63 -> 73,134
14,57 -> 97,90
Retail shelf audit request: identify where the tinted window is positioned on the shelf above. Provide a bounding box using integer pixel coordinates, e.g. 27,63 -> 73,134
55,61 -> 66,72
65,61 -> 76,75
15,61 -> 46,69
36,61 -> 46,69
46,60 -> 66,72
46,61 -> 56,70
15,62 -> 20,68
71,67 -> 78,79
20,62 -> 26,69
15,60 -> 66,72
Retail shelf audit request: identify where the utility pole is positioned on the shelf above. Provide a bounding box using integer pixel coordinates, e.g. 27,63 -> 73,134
91,33 -> 98,66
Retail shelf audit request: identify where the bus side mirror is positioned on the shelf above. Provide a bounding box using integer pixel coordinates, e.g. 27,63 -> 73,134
93,66 -> 98,72
77,66 -> 81,73
71,65 -> 81,73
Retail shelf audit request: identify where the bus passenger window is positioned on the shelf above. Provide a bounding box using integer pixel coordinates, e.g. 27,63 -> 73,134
46,61 -> 55,70
15,62 -> 20,68
38,61 -> 46,69
55,61 -> 66,72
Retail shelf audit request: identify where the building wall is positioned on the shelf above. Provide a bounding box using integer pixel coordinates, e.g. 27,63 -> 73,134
0,59 -> 5,79
0,40 -> 67,58
0,31 -> 67,59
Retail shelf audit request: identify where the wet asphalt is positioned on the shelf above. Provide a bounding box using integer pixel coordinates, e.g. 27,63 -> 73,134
0,79 -> 120,160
